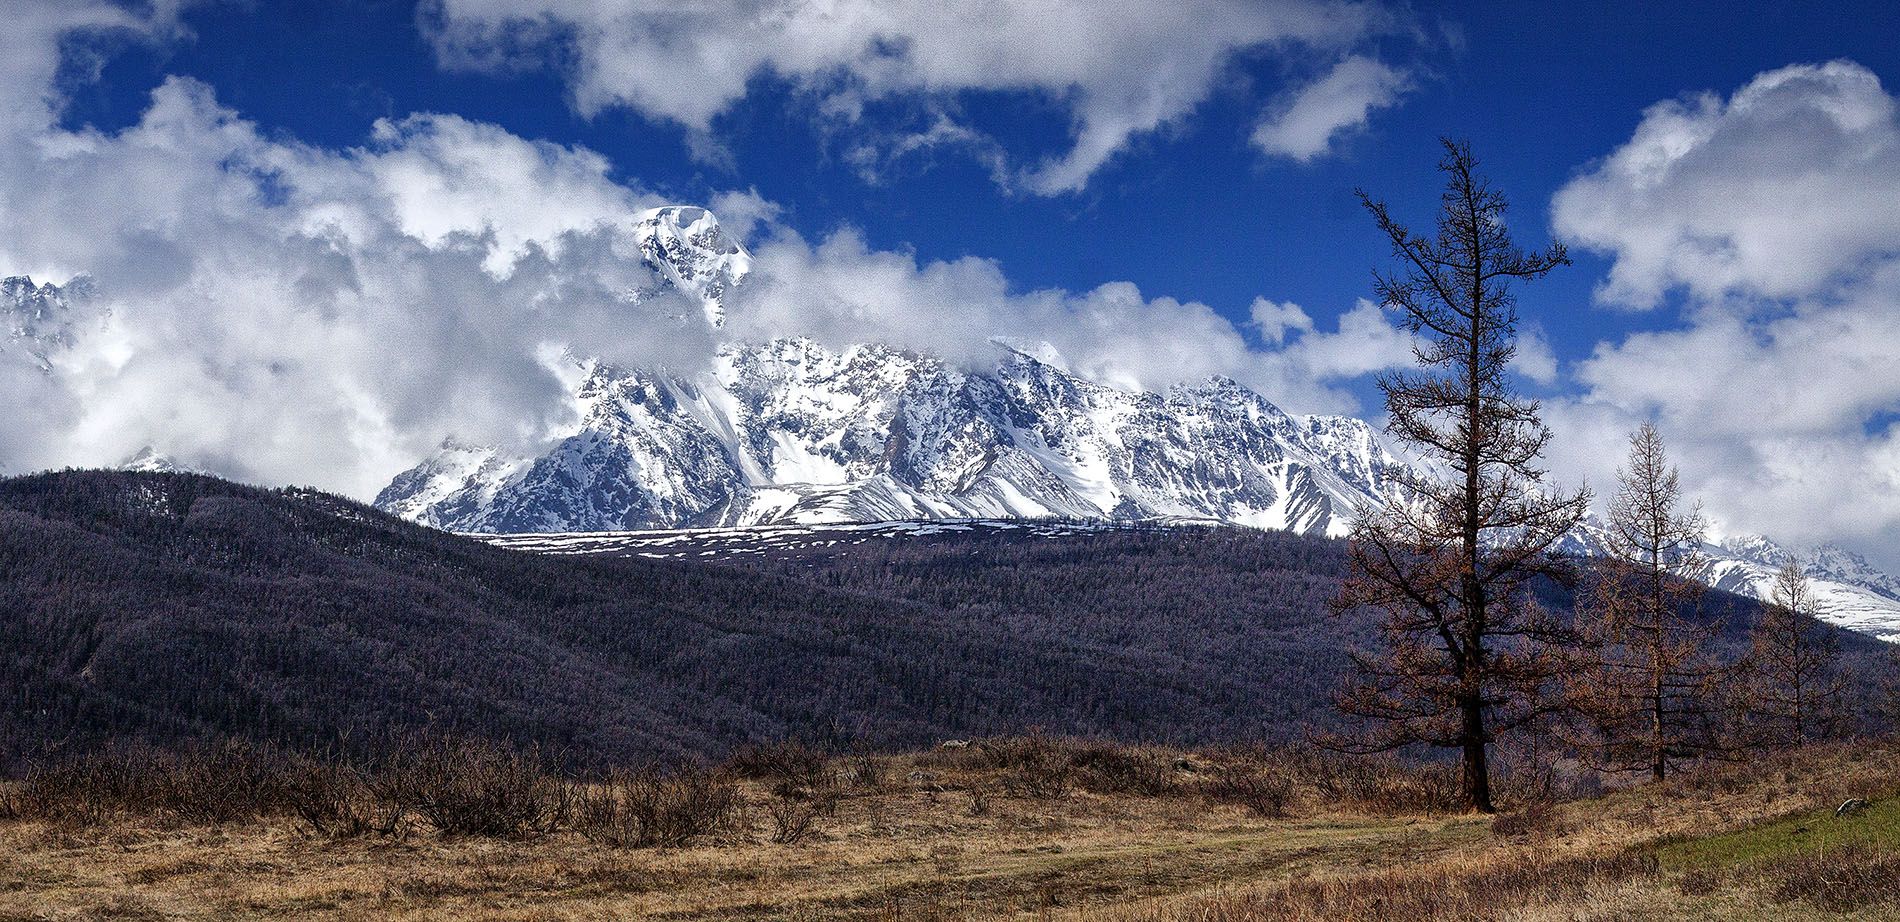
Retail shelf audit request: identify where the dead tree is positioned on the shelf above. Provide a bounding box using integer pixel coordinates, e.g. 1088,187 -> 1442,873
1332,139 -> 1589,814
1738,561 -> 1851,747
1568,423 -> 1729,779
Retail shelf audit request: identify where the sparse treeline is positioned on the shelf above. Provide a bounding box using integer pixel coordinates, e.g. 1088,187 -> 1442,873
1337,140 -> 1863,811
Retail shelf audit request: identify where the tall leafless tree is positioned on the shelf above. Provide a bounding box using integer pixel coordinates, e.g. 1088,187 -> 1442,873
1738,561 -> 1851,747
1332,139 -> 1589,814
1568,423 -> 1729,780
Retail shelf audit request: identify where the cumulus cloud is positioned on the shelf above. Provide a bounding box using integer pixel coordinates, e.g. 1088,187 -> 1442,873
1549,60 -> 1900,563
0,53 -> 717,494
726,229 -> 1412,412
0,6 -> 1419,497
1251,55 -> 1411,161
423,0 -> 1408,194
1249,298 -> 1316,343
1553,60 -> 1900,308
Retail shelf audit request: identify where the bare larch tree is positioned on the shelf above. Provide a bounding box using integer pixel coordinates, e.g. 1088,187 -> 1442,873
1333,139 -> 1589,814
1568,423 -> 1729,780
1738,560 -> 1851,747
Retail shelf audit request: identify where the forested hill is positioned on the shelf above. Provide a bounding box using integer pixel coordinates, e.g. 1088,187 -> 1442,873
0,470 -> 1364,767
0,470 -> 1883,770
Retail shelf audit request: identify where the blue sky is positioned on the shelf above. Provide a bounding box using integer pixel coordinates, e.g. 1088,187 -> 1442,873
8,0 -> 1900,561
57,0 -> 1900,386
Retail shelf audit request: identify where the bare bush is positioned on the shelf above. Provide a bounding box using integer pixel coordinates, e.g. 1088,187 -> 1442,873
573,766 -> 738,848
1205,766 -> 1295,819
6,741 -> 311,826
1305,750 -> 1462,815
280,756 -> 404,838
844,755 -> 883,790
375,736 -> 571,839
1068,743 -> 1177,796
767,795 -> 825,845
723,740 -> 827,793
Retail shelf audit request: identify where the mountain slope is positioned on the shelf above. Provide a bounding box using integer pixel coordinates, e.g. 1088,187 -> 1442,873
0,469 -> 1409,767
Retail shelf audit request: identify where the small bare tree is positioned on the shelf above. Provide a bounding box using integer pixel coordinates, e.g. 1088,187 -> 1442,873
1568,423 -> 1729,779
1332,139 -> 1589,814
1737,561 -> 1851,747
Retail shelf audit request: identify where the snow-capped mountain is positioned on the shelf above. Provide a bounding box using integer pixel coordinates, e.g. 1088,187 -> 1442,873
118,446 -> 198,475
378,204 -> 1408,537
360,202 -> 1900,640
2,275 -> 93,372
1696,535 -> 1900,640
376,339 -> 1411,538
628,205 -> 750,328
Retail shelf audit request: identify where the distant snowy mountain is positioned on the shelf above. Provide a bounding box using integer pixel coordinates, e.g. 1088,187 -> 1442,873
2,275 -> 93,372
322,202 -> 1900,641
378,205 -> 1408,538
376,339 -> 1411,538
118,446 -> 198,475
1697,535 -> 1900,640
628,205 -> 750,328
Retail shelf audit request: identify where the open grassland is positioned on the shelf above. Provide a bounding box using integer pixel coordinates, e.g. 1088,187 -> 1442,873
2,738 -> 1898,920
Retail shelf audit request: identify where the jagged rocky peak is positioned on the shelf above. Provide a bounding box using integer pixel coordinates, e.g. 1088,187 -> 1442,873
377,331 -> 1415,540
1714,532 -> 1900,605
631,205 -> 751,329
3,274 -> 94,370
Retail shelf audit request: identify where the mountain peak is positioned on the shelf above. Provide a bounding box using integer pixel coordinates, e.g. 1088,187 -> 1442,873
631,205 -> 751,329
118,446 -> 198,474
3,274 -> 93,372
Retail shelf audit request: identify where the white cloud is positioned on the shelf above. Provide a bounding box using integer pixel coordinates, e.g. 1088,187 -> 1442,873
1510,323 -> 1558,386
1553,60 -> 1900,308
1251,54 -> 1410,160
0,62 -> 713,495
423,0 -> 1406,194
1249,298 -> 1316,343
0,7 -> 1419,497
1549,60 -> 1900,565
726,228 -> 1412,412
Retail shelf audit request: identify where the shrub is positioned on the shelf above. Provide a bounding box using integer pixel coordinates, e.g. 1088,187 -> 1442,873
375,735 -> 572,839
1305,750 -> 1462,815
997,739 -> 1075,799
724,740 -> 826,782
6,741 -> 310,826
1205,766 -> 1295,819
1068,743 -> 1177,796
767,795 -> 825,845
280,755 -> 404,838
573,766 -> 738,848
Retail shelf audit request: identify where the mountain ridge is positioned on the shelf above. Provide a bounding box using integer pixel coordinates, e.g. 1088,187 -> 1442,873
368,204 -> 1900,640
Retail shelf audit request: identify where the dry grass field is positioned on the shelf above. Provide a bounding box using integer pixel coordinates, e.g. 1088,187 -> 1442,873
2,737 -> 1897,921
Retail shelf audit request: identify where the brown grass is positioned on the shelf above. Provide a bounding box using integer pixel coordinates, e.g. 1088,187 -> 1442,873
1,737 -> 1896,920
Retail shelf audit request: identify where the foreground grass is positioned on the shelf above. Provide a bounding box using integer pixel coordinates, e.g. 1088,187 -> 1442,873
2,739 -> 1897,920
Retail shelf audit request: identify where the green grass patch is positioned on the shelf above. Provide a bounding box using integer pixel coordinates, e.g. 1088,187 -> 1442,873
1658,797 -> 1900,869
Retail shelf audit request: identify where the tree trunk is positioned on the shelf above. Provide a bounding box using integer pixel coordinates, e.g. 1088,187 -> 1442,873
1461,699 -> 1494,813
